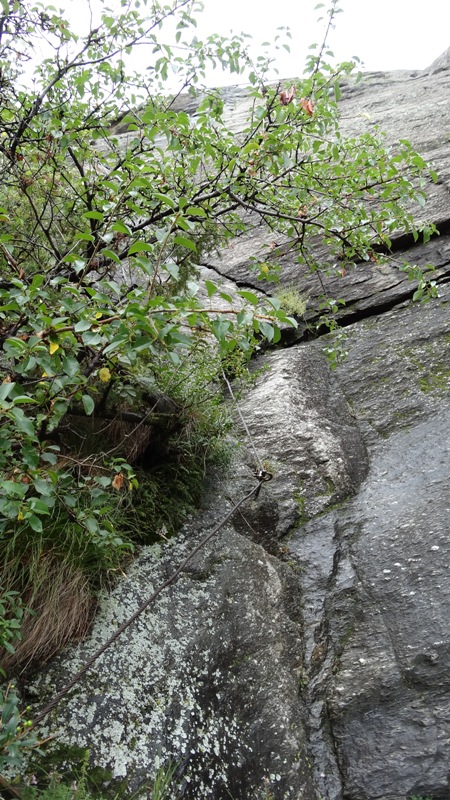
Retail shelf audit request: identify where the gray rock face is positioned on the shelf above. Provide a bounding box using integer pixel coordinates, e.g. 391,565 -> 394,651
203,54 -> 450,329
30,516 -> 316,799
27,51 -> 450,800
290,282 -> 450,800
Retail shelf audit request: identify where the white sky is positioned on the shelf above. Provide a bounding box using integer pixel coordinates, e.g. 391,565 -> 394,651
27,0 -> 450,88
196,0 -> 450,82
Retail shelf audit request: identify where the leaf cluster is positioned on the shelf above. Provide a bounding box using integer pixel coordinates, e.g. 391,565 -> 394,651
0,0 -> 438,774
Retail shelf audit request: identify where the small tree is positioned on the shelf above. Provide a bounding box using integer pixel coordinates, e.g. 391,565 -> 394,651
0,0 -> 436,669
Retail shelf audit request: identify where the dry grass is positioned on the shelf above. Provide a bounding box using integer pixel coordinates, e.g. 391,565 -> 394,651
61,414 -> 159,470
108,418 -> 154,463
1,552 -> 96,674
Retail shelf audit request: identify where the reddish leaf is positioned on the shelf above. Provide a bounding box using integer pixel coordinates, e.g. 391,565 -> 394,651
112,473 -> 124,491
279,85 -> 295,106
301,97 -> 315,116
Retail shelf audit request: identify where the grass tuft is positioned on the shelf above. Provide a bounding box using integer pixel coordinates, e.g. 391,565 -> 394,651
1,350 -> 234,674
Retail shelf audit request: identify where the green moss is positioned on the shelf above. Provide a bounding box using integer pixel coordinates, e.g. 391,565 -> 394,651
275,287 -> 307,317
319,478 -> 335,497
313,498 -> 348,519
392,409 -> 415,422
292,482 -> 352,531
331,622 -> 358,676
400,339 -> 450,398
293,491 -> 309,527
336,622 -> 356,654
418,368 -> 450,395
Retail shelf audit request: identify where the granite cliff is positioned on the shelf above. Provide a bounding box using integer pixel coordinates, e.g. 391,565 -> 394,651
25,51 -> 450,800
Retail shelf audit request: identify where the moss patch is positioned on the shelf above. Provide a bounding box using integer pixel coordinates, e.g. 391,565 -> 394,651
418,368 -> 450,395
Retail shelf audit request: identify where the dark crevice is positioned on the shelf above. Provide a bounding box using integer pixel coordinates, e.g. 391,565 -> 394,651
315,289 -> 418,331
198,260 -> 272,297
278,265 -> 450,349
274,289 -> 415,349
199,261 -> 438,351
372,216 -> 450,254
301,519 -> 350,800
201,230 -> 450,355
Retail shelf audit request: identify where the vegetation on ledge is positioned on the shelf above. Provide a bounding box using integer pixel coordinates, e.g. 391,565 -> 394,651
0,0 -> 438,788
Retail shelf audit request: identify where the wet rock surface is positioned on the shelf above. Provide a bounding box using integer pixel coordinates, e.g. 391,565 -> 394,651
27,53 -> 450,800
289,284 -> 450,800
30,516 -> 316,799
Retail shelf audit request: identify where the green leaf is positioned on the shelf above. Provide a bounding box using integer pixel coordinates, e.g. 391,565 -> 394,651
28,498 -> 51,515
83,210 -> 105,221
154,192 -> 176,209
416,193 -> 426,208
165,262 -> 179,280
101,249 -> 121,264
266,296 -> 281,311
1,481 -> 28,499
75,232 -> 95,243
128,241 -> 153,255
112,221 -> 132,235
62,355 -> 80,377
219,291 -> 233,303
185,206 -> 207,217
28,515 -> 43,533
272,326 -> 281,344
50,399 -> 68,421
82,331 -> 103,345
259,320 -> 275,342
82,395 -> 95,416
74,319 -> 92,332
211,318 -> 231,341
103,334 -> 129,354
205,280 -> 218,297
12,395 -> 37,405
237,290 -> 259,306
0,382 -> 15,402
33,477 -> 54,495
21,446 -> 40,469
84,516 -> 99,534
9,408 -> 35,438
40,451 -> 59,465
173,236 -> 197,252
95,476 -> 112,488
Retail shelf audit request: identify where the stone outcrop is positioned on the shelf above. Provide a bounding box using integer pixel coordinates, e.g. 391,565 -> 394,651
26,51 -> 450,799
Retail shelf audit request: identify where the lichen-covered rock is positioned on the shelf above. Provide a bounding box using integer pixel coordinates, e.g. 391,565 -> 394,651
29,522 -> 314,799
28,341 -> 367,799
24,52 -> 450,800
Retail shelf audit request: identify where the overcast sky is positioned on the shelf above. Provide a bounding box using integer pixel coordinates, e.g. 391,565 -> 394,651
195,0 -> 450,82
30,0 -> 450,88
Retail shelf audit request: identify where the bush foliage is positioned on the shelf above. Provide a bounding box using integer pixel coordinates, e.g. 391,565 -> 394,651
0,0 -> 437,780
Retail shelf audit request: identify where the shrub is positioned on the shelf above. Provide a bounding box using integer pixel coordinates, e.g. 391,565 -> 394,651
0,0 -> 437,777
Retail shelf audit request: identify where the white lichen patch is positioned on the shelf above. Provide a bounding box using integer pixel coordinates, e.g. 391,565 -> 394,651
25,524 -> 302,796
17,464 -> 311,799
